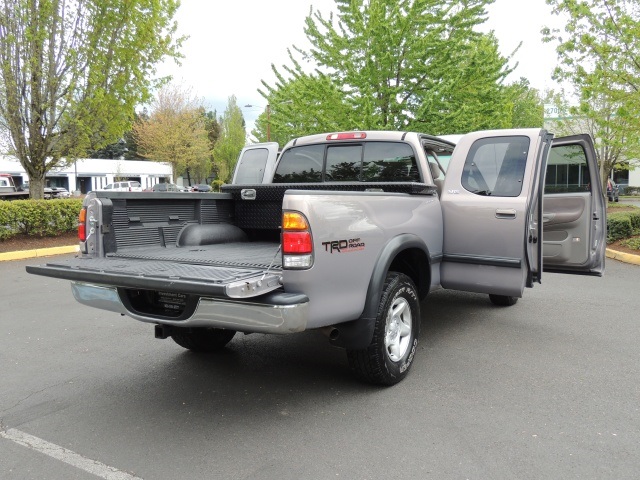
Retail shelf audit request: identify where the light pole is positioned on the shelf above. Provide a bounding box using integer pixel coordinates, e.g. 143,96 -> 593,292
244,101 -> 291,142
244,104 -> 271,141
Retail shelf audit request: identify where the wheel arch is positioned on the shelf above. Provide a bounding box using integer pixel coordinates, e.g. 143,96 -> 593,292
329,234 -> 430,349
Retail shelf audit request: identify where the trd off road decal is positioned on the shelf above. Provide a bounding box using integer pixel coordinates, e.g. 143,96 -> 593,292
321,238 -> 366,253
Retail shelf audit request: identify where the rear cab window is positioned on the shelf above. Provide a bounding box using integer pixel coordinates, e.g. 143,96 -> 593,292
273,142 -> 419,183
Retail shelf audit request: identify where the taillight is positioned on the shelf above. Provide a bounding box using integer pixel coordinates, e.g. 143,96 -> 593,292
282,211 -> 313,269
78,207 -> 87,242
326,132 -> 367,140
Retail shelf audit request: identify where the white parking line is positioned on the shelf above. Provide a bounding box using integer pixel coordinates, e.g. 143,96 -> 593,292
0,428 -> 143,480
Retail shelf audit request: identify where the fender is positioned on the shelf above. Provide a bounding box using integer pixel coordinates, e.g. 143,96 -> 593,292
329,234 -> 431,349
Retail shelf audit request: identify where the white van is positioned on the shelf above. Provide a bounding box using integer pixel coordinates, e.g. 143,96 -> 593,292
102,181 -> 143,192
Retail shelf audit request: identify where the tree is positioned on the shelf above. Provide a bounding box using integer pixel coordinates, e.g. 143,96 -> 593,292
254,68 -> 353,143
90,111 -> 147,160
505,78 -> 544,128
133,84 -> 212,183
0,0 -> 182,198
543,0 -> 640,190
259,0 -> 515,137
212,96 -> 246,183
544,88 -> 640,192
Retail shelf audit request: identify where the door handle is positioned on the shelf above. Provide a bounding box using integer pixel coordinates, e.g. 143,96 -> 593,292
495,208 -> 516,219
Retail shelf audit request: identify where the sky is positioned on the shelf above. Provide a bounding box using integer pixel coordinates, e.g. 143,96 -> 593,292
156,0 -> 564,134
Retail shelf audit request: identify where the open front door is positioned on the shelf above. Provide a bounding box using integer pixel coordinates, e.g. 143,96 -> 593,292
542,135 -> 606,276
440,129 -> 552,297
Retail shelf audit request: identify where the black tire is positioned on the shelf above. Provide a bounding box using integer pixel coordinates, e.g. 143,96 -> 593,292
346,272 -> 420,386
171,327 -> 236,353
489,294 -> 518,306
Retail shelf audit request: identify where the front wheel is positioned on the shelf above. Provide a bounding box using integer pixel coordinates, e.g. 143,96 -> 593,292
489,294 -> 518,306
347,272 -> 420,386
171,327 -> 236,353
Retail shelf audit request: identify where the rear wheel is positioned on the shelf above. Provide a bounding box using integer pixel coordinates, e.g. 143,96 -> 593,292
171,327 -> 236,353
347,272 -> 420,386
488,294 -> 518,306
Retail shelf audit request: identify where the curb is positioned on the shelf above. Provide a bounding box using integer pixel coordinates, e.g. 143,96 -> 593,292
0,245 -> 79,262
606,247 -> 640,266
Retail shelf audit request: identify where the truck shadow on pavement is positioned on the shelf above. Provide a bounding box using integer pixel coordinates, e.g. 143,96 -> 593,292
73,289 -> 501,428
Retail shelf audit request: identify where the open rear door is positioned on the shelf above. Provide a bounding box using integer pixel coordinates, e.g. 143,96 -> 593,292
440,129 -> 552,297
231,142 -> 279,184
542,135 -> 606,275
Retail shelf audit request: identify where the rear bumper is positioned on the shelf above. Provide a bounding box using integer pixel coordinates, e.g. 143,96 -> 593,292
71,282 -> 309,334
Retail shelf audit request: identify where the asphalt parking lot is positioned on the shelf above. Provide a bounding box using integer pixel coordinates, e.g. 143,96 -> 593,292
1,255 -> 639,479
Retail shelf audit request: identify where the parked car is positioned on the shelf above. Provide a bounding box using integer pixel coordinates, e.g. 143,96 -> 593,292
607,179 -> 619,202
102,181 -> 143,192
191,184 -> 212,192
49,187 -> 70,198
151,183 -> 179,192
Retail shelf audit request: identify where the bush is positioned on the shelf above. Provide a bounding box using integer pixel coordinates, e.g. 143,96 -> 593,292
210,179 -> 225,192
0,198 -> 83,242
607,211 -> 640,243
621,237 -> 640,250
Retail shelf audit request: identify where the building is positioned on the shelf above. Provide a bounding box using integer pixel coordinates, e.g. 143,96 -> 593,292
0,156 -> 173,193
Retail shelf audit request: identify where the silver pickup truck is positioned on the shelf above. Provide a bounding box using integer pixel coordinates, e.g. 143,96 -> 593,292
27,129 -> 606,385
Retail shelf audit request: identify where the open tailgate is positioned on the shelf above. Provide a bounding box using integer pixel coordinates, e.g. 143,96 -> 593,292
26,242 -> 283,299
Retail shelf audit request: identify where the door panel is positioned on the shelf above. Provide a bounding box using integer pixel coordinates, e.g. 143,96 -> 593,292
542,135 -> 606,275
440,129 -> 551,297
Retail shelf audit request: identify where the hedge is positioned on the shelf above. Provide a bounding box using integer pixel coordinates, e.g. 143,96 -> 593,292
607,211 -> 640,243
2,197 -> 640,246
0,198 -> 83,241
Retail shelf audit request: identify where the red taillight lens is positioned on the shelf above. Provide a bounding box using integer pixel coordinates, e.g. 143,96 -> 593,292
78,208 -> 87,242
283,232 -> 312,254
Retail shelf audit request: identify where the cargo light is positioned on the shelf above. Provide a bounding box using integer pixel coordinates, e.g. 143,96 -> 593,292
282,211 -> 313,269
78,207 -> 87,242
326,132 -> 367,141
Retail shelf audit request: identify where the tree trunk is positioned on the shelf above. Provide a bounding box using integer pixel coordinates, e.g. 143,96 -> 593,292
28,175 -> 46,200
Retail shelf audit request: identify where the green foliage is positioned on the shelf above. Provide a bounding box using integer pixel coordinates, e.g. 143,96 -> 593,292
210,179 -> 225,192
607,211 -> 640,243
544,0 -> 640,187
0,199 -> 83,241
212,96 -> 246,183
505,78 -> 544,128
620,237 -> 640,250
258,0 -> 525,138
0,0 -> 183,199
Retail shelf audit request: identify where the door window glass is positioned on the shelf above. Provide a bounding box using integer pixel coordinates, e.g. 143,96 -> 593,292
273,145 -> 324,182
462,136 -> 530,197
545,144 -> 590,193
235,148 -> 269,184
362,142 -> 419,182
